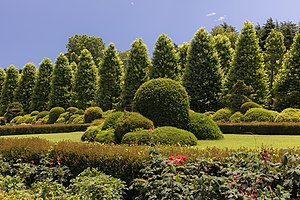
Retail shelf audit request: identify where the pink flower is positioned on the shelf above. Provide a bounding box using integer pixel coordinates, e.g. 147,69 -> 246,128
168,155 -> 186,166
148,127 -> 153,132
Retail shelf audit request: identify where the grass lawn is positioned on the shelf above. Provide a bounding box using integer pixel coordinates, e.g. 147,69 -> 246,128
2,132 -> 84,142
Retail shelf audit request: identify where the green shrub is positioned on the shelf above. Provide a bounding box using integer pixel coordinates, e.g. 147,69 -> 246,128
72,115 -> 84,124
41,115 -> 49,124
203,111 -> 215,117
91,119 -> 105,126
59,112 -> 71,121
230,111 -> 244,123
36,111 -> 49,121
48,107 -> 65,124
114,112 -> 154,143
16,114 -> 31,124
188,110 -> 223,140
94,129 -> 115,144
122,129 -> 152,145
24,116 -> 36,124
84,106 -> 103,123
240,101 -> 262,114
102,111 -> 124,130
244,108 -> 279,122
275,108 -> 300,122
56,117 -> 66,123
68,114 -> 80,123
66,107 -> 79,114
212,108 -> 232,122
10,116 -> 23,124
30,111 -> 39,116
74,109 -> 84,115
132,78 -> 190,129
4,102 -> 24,123
102,109 -> 115,118
151,126 -> 197,146
81,125 -> 102,142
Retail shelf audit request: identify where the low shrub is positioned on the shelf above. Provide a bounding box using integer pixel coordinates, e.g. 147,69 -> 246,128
10,116 -> 23,124
244,108 -> 279,122
122,130 -> 152,145
188,110 -> 223,140
4,102 -> 24,123
24,116 -> 36,124
66,107 -> 79,114
59,112 -> 71,121
81,125 -> 102,142
240,101 -> 262,114
30,111 -> 39,116
91,119 -> 105,126
102,111 -> 124,130
212,108 -> 232,122
114,112 -> 154,143
56,117 -> 66,123
94,129 -> 115,144
72,115 -> 84,124
41,115 -> 49,124
16,115 -> 31,124
74,109 -> 84,115
275,108 -> 300,122
229,111 -> 244,123
35,111 -> 49,121
48,107 -> 65,124
84,107 -> 103,123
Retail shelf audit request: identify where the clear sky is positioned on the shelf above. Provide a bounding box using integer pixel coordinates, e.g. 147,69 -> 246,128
1,0 -> 300,69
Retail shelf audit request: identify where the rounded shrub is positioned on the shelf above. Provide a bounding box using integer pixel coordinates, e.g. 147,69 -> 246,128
188,110 -> 223,140
114,112 -> 154,143
74,109 -> 84,115
10,116 -> 23,124
212,108 -> 232,122
244,108 -> 279,122
91,119 -> 105,126
122,129 -> 152,145
229,112 -> 244,123
24,116 -> 36,124
56,117 -> 66,123
30,111 -> 39,116
73,115 -> 84,124
102,111 -> 124,130
275,108 -> 300,122
36,111 -> 49,121
48,107 -> 65,124
68,114 -> 80,123
81,125 -> 102,142
66,106 -> 79,114
84,106 -> 103,123
151,126 -> 197,146
132,78 -> 190,129
94,129 -> 115,144
41,115 -> 49,123
240,102 -> 262,114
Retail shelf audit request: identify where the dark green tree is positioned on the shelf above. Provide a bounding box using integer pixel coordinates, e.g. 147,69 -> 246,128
177,42 -> 189,78
120,39 -> 151,110
264,29 -> 286,107
274,30 -> 300,110
150,34 -> 179,80
96,43 -> 123,111
226,21 -> 269,105
14,63 -> 36,113
73,49 -> 98,109
211,22 -> 239,49
255,18 -> 278,50
213,35 -> 234,77
0,68 -> 6,94
0,65 -> 19,114
49,53 -> 73,109
30,58 -> 54,111
182,28 -> 223,112
279,21 -> 298,50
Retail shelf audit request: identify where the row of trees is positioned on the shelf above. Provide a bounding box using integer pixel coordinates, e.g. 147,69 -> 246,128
0,20 -> 299,115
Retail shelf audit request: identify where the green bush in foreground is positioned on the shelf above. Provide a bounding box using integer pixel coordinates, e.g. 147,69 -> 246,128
244,108 -> 279,122
48,107 -> 65,124
94,129 -> 115,144
229,111 -> 244,122
212,108 -> 232,122
81,125 -> 102,142
84,106 -> 103,123
275,108 -> 300,122
102,111 -> 124,130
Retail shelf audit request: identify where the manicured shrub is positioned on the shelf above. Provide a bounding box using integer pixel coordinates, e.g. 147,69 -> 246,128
212,108 -> 232,122
132,78 -> 189,129
68,114 -> 80,123
4,102 -> 24,123
188,110 -> 223,140
94,129 -> 115,144
84,106 -> 103,123
240,101 -> 262,114
48,107 -> 65,124
59,112 -> 71,121
74,109 -> 84,115
10,116 -> 23,124
41,115 -> 49,124
229,111 -> 244,122
36,111 -> 49,121
122,129 -> 152,145
24,116 -> 36,124
102,111 -> 124,130
66,107 -> 79,114
30,111 -> 39,116
72,115 -> 84,124
203,111 -> 215,117
244,108 -> 279,122
56,117 -> 66,123
91,119 -> 105,126
81,125 -> 102,142
114,112 -> 154,143
16,114 -> 31,124
275,108 -> 300,122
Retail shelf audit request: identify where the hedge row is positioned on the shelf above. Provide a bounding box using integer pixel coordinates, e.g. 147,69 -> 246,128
0,124 -> 90,136
218,122 -> 300,135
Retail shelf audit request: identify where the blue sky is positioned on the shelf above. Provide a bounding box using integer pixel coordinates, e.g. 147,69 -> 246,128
1,0 -> 300,69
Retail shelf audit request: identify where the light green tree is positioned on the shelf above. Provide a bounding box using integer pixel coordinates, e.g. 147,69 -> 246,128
177,42 -> 189,78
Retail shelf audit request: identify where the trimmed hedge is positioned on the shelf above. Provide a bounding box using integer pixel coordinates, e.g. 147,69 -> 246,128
122,130 -> 152,145
212,108 -> 232,122
102,111 -> 124,130
230,111 -> 244,123
275,108 -> 300,122
244,108 -> 278,122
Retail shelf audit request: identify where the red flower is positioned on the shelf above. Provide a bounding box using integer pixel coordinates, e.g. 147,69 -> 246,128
168,155 -> 186,166
148,127 -> 153,132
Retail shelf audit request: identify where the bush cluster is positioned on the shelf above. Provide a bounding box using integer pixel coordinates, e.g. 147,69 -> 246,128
275,108 -> 300,122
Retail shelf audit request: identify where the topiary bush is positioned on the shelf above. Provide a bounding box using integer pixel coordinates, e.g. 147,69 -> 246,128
132,78 -> 190,129
229,111 -> 244,123
81,125 -> 102,142
244,108 -> 279,122
36,111 -> 49,121
94,129 -> 115,144
74,109 -> 84,115
122,129 -> 152,145
188,110 -> 223,140
212,108 -> 232,122
72,115 -> 84,124
102,111 -> 124,130
114,112 -> 154,143
10,116 -> 23,124
275,108 -> 300,122
84,106 -> 103,123
48,107 -> 65,124
240,101 -> 262,114
66,107 -> 79,114
4,102 -> 24,123
30,111 -> 39,116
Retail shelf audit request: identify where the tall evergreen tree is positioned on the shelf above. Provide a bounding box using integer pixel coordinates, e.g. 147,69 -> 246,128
73,49 -> 98,109
274,30 -> 300,110
30,58 -> 54,111
14,63 -> 36,113
226,21 -> 269,105
120,39 -> 151,110
182,28 -> 223,112
264,29 -> 286,107
0,65 -> 19,114
0,68 -> 6,94
279,21 -> 298,50
49,53 -> 73,109
96,43 -> 123,111
213,35 -> 234,77
211,22 -> 239,49
255,18 -> 278,51
150,34 -> 179,80
177,42 -> 189,78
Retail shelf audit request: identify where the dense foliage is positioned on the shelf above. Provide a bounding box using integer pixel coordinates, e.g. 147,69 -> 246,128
83,106 -> 103,123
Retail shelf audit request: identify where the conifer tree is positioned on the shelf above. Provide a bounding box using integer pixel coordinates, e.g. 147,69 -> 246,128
226,21 -> 269,105
120,39 -> 151,110
274,30 -> 300,109
150,34 -> 179,80
182,28 -> 223,112
73,49 -> 98,109
0,68 -> 6,94
213,35 -> 234,77
264,29 -> 286,107
0,65 -> 19,114
14,63 -> 36,113
96,43 -> 123,111
30,58 -> 54,111
177,42 -> 189,78
49,53 -> 73,109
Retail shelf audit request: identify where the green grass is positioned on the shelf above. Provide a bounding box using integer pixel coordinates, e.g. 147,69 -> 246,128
2,132 -> 84,142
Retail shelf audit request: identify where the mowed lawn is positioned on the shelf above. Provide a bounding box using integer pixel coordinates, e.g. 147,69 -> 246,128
3,132 -> 300,149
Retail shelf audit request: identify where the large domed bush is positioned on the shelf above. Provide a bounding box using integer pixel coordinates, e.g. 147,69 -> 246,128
84,106 -> 103,123
132,78 -> 190,129
244,108 -> 279,122
36,111 -> 49,121
81,125 -> 102,142
188,110 -> 223,140
229,112 -> 244,122
94,129 -> 115,144
240,102 -> 262,114
275,108 -> 300,122
212,108 -> 232,122
122,130 -> 152,145
102,111 -> 124,130
48,107 -> 65,124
